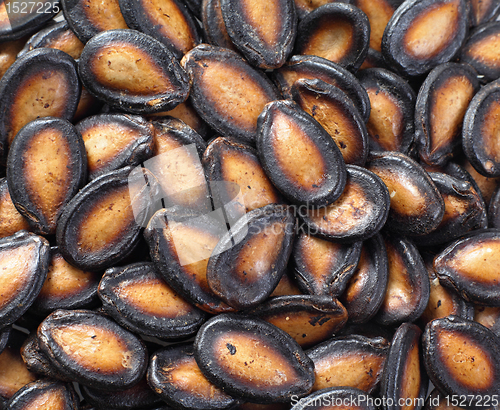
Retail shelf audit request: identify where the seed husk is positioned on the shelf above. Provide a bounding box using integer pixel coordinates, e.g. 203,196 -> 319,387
194,313 -> 315,403
79,29 -> 190,114
201,0 -> 237,51
6,379 -> 79,410
37,309 -> 148,390
0,178 -> 30,239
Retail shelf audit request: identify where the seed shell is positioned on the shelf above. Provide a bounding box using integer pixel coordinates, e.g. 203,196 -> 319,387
6,379 -> 79,410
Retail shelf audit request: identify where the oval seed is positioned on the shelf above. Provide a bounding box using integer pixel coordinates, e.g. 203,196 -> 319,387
0,38 -> 27,80
257,99 -> 346,207
0,48 -> 81,161
37,309 -> 148,390
202,0 -> 237,51
0,343 -> 36,402
119,0 -> 201,60
194,313 -> 315,403
7,117 -> 87,235
470,0 -> 500,26
79,29 -> 190,114
306,334 -> 390,393
220,0 -> 297,69
291,79 -> 369,166
6,379 -> 79,410
357,68 -> 415,154
61,0 -> 129,43
415,63 -> 479,166
98,262 -> 207,340
148,343 -> 237,410
293,232 -> 362,297
76,113 -> 154,180
294,3 -> 370,72
0,231 -> 49,328
366,151 -> 444,236
423,316 -> 500,400
434,229 -> 500,306
181,44 -> 280,144
206,204 -> 296,310
381,0 -> 470,77
300,165 -> 390,242
248,295 -> 348,348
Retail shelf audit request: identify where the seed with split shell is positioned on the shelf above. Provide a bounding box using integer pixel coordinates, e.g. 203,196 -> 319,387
6,379 -> 79,410
144,207 -> 234,314
462,78 -> 500,178
206,204 -> 296,310
293,232 -> 362,297
291,387 -> 377,410
300,165 -> 390,243
32,246 -> 100,315
148,343 -> 237,410
203,136 -> 282,217
366,151 -> 444,236
460,22 -> 500,83
257,100 -> 346,207
7,117 -> 87,235
0,231 -> 49,328
380,323 -> 428,410
412,172 -> 487,247
194,313 -> 315,403
381,0 -> 470,77
306,334 -> 390,393
423,316 -> 500,400
18,21 -> 85,60
294,3 -> 370,72
341,233 -> 388,324
274,55 -> 371,122
0,178 -> 30,239
79,29 -> 189,114
148,117 -> 210,213
98,262 -> 207,340
76,113 -> 154,180
119,0 -> 201,60
61,0 -> 129,43
415,63 -> 479,166
81,377 -> 163,410
357,68 -> 415,154
220,0 -> 297,69
56,166 -> 158,271
181,44 -> 280,145
247,295 -> 348,348
201,0 -> 237,51
376,232 -> 430,326
434,229 -> 500,306
0,48 -> 81,161
37,309 -> 148,390
291,79 -> 369,166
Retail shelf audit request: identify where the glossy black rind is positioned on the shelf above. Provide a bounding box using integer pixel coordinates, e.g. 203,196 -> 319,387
7,117 -> 87,234
98,262 -> 207,339
415,63 -> 480,166
181,44 -> 281,144
367,151 -> 444,236
293,233 -> 362,297
294,3 -> 370,72
380,323 -> 428,410
148,343 -> 238,410
207,204 -> 296,310
357,68 -> 415,154
0,231 -> 49,328
119,0 -> 201,60
194,314 -> 315,403
79,29 -> 190,114
300,165 -> 390,242
341,233 -> 388,324
37,309 -> 148,390
257,100 -> 347,207
0,48 -> 80,162
381,0 -> 470,77
274,55 -> 371,122
220,0 -> 297,69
